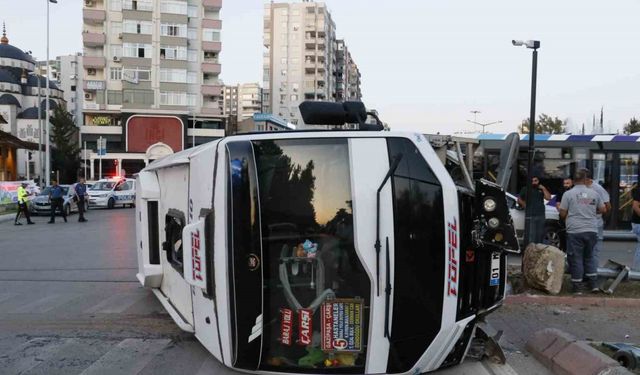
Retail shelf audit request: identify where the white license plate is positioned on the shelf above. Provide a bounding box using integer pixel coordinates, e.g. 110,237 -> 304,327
489,252 -> 500,286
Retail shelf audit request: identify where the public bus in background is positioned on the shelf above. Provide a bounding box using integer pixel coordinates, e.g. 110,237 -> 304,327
474,133 -> 640,233
135,102 -> 519,374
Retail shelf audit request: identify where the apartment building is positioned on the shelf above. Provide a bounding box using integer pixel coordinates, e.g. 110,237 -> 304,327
223,83 -> 263,120
263,1 -> 337,127
81,0 -> 224,178
37,54 -> 84,128
335,39 -> 361,102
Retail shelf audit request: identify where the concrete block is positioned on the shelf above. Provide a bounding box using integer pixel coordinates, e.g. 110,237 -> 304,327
526,328 -> 576,368
552,341 -> 623,375
523,243 -> 566,294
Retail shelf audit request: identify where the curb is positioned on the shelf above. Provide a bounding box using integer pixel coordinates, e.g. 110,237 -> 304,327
526,328 -> 632,375
506,294 -> 640,308
0,213 -> 15,223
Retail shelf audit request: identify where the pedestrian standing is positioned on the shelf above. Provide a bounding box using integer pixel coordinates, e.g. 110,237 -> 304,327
14,182 -> 35,225
631,184 -> 640,271
48,180 -> 67,224
586,170 -> 610,265
555,177 -> 573,250
74,176 -> 88,223
559,169 -> 605,294
518,175 -> 551,244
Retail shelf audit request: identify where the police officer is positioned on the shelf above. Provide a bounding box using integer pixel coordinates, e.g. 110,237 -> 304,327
48,179 -> 67,224
74,176 -> 88,222
14,182 -> 35,225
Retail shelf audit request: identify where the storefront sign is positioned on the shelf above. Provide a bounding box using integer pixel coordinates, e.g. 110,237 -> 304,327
321,299 -> 363,353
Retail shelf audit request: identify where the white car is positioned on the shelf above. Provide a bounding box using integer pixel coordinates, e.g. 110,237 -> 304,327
505,192 -> 562,249
88,178 -> 136,209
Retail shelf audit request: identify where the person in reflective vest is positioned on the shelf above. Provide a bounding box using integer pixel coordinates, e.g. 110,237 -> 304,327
14,183 -> 35,226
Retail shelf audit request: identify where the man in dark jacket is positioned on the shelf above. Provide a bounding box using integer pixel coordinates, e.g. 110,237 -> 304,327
48,180 -> 67,224
74,176 -> 88,222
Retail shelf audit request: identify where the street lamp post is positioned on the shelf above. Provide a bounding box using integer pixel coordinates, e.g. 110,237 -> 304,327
512,39 -> 540,247
467,119 -> 503,134
45,0 -> 57,186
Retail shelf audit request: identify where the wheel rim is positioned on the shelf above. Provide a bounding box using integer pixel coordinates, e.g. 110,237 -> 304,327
545,230 -> 560,247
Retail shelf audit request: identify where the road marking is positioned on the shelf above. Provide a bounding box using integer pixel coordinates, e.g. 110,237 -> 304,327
0,337 -> 67,374
79,338 -> 171,375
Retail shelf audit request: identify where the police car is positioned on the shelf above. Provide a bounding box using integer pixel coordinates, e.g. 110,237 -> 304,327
88,177 -> 136,209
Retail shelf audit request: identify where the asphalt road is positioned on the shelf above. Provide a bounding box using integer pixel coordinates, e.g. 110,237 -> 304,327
0,208 -> 600,374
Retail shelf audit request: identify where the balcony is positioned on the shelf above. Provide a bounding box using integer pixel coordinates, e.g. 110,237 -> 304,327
82,32 -> 106,47
202,19 -> 222,29
187,128 -> 224,138
203,0 -> 222,11
83,9 -> 106,24
83,56 -> 106,69
201,84 -> 223,96
83,80 -> 106,91
201,62 -> 221,74
202,41 -> 222,52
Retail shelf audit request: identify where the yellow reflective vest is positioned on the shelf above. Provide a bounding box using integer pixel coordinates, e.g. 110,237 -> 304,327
17,186 -> 28,204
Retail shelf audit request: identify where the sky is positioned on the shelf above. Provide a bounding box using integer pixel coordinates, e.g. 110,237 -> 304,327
4,0 -> 640,134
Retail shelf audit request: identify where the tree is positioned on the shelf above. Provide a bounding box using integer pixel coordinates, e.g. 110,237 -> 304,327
49,106 -> 80,183
623,117 -> 640,135
519,114 -> 566,134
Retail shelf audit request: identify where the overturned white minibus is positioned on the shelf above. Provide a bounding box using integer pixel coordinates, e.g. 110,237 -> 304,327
135,102 -> 519,374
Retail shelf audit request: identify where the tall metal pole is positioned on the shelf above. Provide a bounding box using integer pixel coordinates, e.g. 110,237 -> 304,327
45,0 -> 51,186
36,69 -> 43,186
523,48 -> 538,246
83,141 -> 87,179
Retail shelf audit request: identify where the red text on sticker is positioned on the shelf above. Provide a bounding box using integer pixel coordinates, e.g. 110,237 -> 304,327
298,309 -> 313,346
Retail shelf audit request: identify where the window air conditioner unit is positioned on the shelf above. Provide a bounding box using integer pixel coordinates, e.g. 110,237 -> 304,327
118,33 -> 123,40
87,68 -> 96,75
113,56 -> 121,62
84,93 -> 93,100
84,0 -> 94,7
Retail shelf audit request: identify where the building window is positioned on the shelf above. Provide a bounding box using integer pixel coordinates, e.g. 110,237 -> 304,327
202,29 -> 220,42
123,43 -> 152,58
122,67 -> 151,82
160,0 -> 188,15
110,21 -> 122,38
187,27 -> 197,40
290,94 -> 298,101
107,90 -> 123,105
161,23 -> 187,37
187,5 -> 198,17
187,49 -> 198,62
123,20 -> 153,35
187,71 -> 198,84
160,68 -> 187,83
71,85 -> 76,92
122,0 -> 153,11
110,0 -> 122,11
160,45 -> 187,60
111,45 -> 123,58
110,67 -> 122,80
187,93 -> 197,107
123,89 -> 154,105
160,91 -> 188,106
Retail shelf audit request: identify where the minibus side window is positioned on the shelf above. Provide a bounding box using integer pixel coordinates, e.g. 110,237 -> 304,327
163,209 -> 185,273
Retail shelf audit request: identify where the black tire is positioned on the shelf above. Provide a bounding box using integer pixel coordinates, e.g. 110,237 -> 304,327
107,197 -> 115,209
613,350 -> 637,370
85,202 -> 89,211
544,221 -> 562,250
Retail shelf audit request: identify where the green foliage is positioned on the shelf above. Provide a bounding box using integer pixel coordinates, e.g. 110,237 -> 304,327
519,114 -> 566,134
623,117 -> 640,135
49,106 -> 80,183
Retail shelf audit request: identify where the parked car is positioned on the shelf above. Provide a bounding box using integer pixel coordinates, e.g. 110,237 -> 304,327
506,192 -> 563,249
29,185 -> 87,216
88,178 -> 136,209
